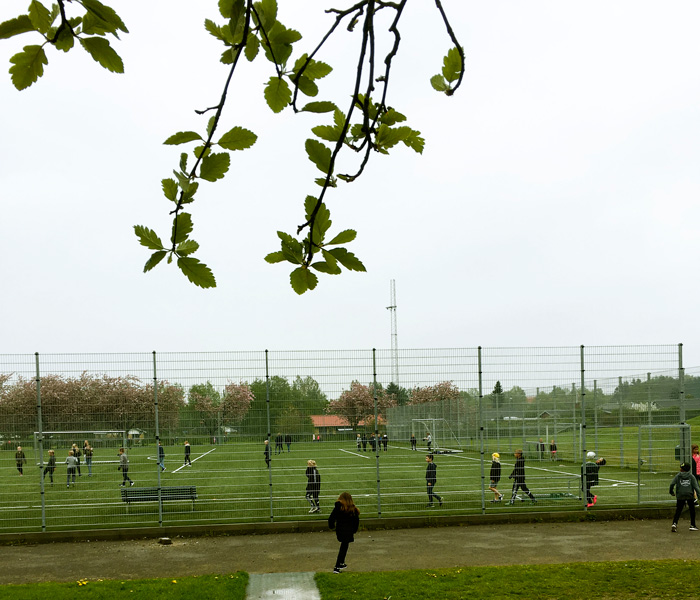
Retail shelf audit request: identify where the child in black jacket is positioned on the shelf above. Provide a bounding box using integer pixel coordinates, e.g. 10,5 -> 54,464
670,462 -> 700,532
328,492 -> 360,573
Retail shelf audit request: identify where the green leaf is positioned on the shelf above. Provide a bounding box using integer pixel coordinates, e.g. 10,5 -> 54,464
217,126 -> 257,151
161,178 -> 178,202
301,101 -> 337,114
218,0 -> 235,18
143,250 -> 167,273
176,239 -> 199,256
295,74 -> 318,97
79,37 -> 124,73
204,18 -> 225,42
54,27 -> 74,52
28,1 -> 52,35
303,59 -> 332,80
379,108 -> 407,126
327,248 -> 366,272
304,195 -> 331,242
245,34 -> 259,61
179,153 -> 188,172
321,248 -> 339,271
261,0 -> 278,25
311,261 -> 341,275
442,46 -> 462,83
80,0 -> 128,33
193,145 -> 210,159
0,15 -> 35,40
290,267 -> 317,295
402,129 -> 425,154
134,225 -> 164,251
206,116 -> 216,137
199,152 -> 231,182
164,131 -> 203,145
171,212 -> 193,245
327,229 -> 356,245
177,257 -> 216,288
314,176 -> 336,188
181,181 -> 198,204
430,74 -> 448,92
311,124 -> 342,143
264,251 -> 285,264
264,76 -> 291,113
375,124 -> 405,151
9,45 -> 47,90
277,231 -> 303,265
305,139 -> 331,174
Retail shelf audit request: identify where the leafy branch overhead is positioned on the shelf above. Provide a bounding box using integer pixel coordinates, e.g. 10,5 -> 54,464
2,0 -> 464,293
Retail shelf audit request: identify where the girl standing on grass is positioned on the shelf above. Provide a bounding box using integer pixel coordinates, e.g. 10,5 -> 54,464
488,452 -> 503,502
328,491 -> 360,574
43,449 -> 56,485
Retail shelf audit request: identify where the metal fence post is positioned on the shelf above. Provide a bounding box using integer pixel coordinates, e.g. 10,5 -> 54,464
478,347 -> 485,513
265,350 -> 273,521
580,346 -> 587,508
593,380 -> 598,454
373,349 -> 382,516
36,352 -> 46,532
647,373 -> 653,470
153,351 -> 163,527
619,376 -> 624,468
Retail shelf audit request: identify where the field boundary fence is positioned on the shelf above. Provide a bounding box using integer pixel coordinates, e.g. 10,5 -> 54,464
0,344 -> 695,534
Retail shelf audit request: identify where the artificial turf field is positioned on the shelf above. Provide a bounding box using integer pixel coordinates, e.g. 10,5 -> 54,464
0,429 -> 682,534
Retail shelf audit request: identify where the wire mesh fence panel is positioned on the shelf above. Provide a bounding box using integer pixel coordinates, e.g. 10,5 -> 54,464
0,345 -> 693,533
637,424 -> 691,505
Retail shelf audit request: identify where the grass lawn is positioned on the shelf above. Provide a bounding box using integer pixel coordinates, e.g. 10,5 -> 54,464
0,561 -> 697,599
316,560 -> 700,599
0,434 -> 683,534
0,573 -> 248,600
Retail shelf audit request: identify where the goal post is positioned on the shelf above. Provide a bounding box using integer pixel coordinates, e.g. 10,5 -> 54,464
411,418 -> 462,452
33,430 -> 127,463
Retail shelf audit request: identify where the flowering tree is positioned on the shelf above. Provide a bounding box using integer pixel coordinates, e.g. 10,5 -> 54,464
408,381 -> 459,405
327,380 -> 396,429
0,372 -> 185,436
221,382 -> 254,424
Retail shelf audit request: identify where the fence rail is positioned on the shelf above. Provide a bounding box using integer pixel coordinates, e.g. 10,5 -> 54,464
0,345 -> 693,534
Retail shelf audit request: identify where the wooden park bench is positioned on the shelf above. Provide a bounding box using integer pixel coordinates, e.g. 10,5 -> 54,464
120,485 -> 197,511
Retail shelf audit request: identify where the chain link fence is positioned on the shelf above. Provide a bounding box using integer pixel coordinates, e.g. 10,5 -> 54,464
0,345 -> 693,534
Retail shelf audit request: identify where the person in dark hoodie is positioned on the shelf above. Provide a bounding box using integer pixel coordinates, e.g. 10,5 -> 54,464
669,462 -> 700,532
328,491 -> 360,574
509,449 -> 536,505
425,454 -> 443,508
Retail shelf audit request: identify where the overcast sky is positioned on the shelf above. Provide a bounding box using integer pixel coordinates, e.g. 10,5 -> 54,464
1,1 -> 699,369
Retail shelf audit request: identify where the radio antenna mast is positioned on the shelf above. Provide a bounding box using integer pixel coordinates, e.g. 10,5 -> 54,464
386,279 -> 399,385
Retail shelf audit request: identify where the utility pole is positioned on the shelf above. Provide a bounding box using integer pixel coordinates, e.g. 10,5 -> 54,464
386,279 -> 399,385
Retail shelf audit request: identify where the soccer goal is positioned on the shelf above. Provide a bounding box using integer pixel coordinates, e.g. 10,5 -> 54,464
33,430 -> 127,464
411,418 -> 463,453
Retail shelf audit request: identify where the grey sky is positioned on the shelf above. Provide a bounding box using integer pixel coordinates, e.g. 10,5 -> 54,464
1,1 -> 698,366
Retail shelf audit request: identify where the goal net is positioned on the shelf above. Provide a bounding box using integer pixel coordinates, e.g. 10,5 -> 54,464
33,430 -> 127,464
411,418 -> 462,453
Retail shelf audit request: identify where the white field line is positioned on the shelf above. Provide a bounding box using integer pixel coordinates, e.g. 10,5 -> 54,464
172,447 -> 216,473
443,452 -> 641,486
340,448 -> 371,459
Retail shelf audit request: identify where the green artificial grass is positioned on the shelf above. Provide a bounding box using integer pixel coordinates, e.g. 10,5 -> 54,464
0,573 -> 248,600
315,560 -> 700,600
0,434 -> 684,534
